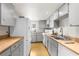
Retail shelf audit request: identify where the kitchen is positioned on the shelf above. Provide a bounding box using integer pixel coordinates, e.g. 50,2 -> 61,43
0,3 -> 79,56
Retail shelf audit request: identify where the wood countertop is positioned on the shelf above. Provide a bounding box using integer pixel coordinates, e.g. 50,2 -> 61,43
44,33 -> 79,55
0,36 -> 24,54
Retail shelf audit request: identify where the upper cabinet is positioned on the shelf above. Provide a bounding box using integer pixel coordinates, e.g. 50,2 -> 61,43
49,16 -> 54,28
49,10 -> 58,28
59,4 -> 69,17
53,3 -> 69,28
0,3 -> 17,26
53,10 -> 58,20
69,3 -> 79,25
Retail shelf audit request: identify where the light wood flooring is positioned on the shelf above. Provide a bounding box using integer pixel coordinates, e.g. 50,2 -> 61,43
30,43 -> 49,56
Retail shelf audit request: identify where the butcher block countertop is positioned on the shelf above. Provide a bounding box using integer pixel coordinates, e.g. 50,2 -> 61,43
0,36 -> 24,54
44,33 -> 79,55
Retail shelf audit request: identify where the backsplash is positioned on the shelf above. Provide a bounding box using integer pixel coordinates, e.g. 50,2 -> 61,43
0,26 -> 8,35
63,27 -> 79,37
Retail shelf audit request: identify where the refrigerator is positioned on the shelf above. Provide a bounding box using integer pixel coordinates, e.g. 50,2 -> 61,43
10,16 -> 31,56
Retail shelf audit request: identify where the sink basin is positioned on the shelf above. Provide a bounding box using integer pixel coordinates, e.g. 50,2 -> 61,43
51,35 -> 65,40
51,35 -> 72,41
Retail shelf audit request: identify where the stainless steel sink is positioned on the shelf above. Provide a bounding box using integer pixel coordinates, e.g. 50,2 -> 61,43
51,35 -> 71,40
51,35 -> 65,40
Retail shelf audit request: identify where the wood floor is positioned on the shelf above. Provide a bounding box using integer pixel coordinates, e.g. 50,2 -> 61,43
30,43 -> 49,56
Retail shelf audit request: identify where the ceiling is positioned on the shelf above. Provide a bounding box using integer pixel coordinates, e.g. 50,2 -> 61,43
13,3 -> 62,21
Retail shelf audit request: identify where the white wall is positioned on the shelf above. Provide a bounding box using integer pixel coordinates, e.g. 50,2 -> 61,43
0,26 -> 8,35
30,21 -> 39,32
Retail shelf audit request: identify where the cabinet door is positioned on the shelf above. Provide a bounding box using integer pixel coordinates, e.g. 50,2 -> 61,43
11,47 -> 20,56
59,4 -> 68,17
0,48 -> 11,56
19,45 -> 23,56
31,34 -> 36,42
58,44 -> 78,56
37,33 -> 43,42
1,4 -> 9,26
11,41 -> 20,56
53,11 -> 58,20
1,3 -> 16,26
49,16 -> 54,28
50,39 -> 58,56
69,3 -> 79,25
48,39 -> 51,55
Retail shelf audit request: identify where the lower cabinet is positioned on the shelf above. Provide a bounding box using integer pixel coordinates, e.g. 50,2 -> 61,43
44,35 -> 79,56
0,48 -> 11,56
19,42 -> 24,56
11,47 -> 20,56
0,40 -> 24,56
31,32 -> 43,42
37,33 -> 43,42
48,38 -> 58,56
58,44 -> 78,56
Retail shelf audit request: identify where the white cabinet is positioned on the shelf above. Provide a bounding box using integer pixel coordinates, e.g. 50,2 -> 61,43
0,40 -> 24,56
11,47 -> 20,56
1,3 -> 16,26
19,40 -> 24,56
48,38 -> 58,56
11,40 -> 24,56
32,32 -> 43,42
69,3 -> 79,25
0,48 -> 11,56
48,38 -> 51,55
37,33 -> 43,42
46,19 -> 50,25
31,33 -> 37,42
49,15 -> 54,28
59,4 -> 68,17
58,44 -> 78,56
53,11 -> 58,20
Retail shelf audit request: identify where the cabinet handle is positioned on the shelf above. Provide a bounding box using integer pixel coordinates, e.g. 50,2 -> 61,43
14,45 -> 16,48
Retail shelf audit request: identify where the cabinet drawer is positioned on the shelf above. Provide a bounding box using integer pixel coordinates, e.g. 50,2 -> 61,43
11,41 -> 20,52
51,39 -> 58,48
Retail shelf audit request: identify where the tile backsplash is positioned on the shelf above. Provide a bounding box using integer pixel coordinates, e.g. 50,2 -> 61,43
63,26 -> 79,37
0,26 -> 8,35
